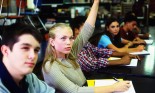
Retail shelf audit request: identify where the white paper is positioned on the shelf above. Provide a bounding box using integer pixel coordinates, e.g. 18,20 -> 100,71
109,57 -> 138,67
138,34 -> 151,38
130,50 -> 150,55
95,80 -> 136,93
144,40 -> 153,45
108,57 -> 121,60
125,59 -> 138,67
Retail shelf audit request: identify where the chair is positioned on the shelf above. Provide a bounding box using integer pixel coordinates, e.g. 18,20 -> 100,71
0,0 -> 5,18
21,0 -> 47,31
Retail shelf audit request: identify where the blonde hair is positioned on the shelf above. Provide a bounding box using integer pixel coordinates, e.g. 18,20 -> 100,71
42,23 -> 79,72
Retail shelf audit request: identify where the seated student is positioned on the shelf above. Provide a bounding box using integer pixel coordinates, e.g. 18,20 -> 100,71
70,16 -> 139,72
120,11 -> 146,44
0,23 -> 55,93
42,0 -> 131,93
98,17 -> 145,53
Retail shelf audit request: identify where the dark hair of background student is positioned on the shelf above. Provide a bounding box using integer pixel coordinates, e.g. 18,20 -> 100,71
1,23 -> 42,51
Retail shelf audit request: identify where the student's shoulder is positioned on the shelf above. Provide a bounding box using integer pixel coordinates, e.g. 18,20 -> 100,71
100,34 -> 110,39
0,78 -> 3,86
0,79 -> 11,92
43,60 -> 61,71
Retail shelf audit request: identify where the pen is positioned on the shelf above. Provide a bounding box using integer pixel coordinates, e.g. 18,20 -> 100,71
113,77 -> 120,82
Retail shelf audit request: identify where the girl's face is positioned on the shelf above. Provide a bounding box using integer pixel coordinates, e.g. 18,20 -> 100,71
107,21 -> 120,36
50,27 -> 74,58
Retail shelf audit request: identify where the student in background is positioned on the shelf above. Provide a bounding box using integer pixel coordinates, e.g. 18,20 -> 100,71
70,16 -> 86,39
132,0 -> 149,39
98,17 -> 145,53
120,11 -> 146,44
70,16 -> 139,72
42,0 -> 131,93
0,23 -> 55,93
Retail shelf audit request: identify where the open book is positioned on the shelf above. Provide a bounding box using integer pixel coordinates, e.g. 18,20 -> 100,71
87,79 -> 136,93
108,57 -> 138,67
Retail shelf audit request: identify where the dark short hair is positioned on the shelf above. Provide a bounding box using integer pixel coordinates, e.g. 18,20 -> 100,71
124,11 -> 137,23
70,16 -> 86,35
1,23 -> 42,50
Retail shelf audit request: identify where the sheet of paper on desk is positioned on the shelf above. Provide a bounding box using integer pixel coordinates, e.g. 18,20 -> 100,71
138,34 -> 151,38
125,59 -> 138,67
144,39 -> 153,45
130,50 -> 150,55
108,57 -> 138,67
95,80 -> 136,93
108,57 -> 121,60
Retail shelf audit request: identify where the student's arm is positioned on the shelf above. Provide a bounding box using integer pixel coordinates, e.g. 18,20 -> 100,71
121,38 -> 134,47
133,37 -> 146,44
30,73 -> 55,93
111,51 -> 129,57
85,0 -> 99,27
122,38 -> 146,49
107,44 -> 128,53
126,45 -> 145,53
122,38 -> 132,45
90,42 -> 113,57
108,55 -> 131,65
72,0 -> 99,55
94,81 -> 131,93
107,43 -> 144,53
78,48 -> 109,71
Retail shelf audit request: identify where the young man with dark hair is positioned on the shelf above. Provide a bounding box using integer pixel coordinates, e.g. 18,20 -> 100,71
120,11 -> 146,44
0,23 -> 55,93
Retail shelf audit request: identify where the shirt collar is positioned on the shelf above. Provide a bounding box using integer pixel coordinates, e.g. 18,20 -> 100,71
0,62 -> 29,93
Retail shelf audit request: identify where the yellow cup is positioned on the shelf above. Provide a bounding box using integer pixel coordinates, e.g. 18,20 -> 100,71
87,80 -> 95,87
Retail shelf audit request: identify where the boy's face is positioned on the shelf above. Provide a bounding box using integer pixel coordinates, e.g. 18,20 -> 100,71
126,21 -> 137,31
2,34 -> 40,75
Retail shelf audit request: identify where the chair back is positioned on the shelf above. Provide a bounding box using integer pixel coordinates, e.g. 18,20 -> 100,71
18,0 -> 23,16
0,0 -> 3,15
